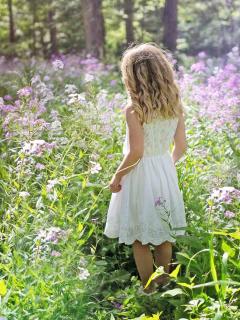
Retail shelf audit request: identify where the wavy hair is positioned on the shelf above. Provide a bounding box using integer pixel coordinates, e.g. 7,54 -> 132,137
120,42 -> 185,125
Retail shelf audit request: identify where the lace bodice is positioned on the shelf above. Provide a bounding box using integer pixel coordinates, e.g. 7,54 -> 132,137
122,117 -> 179,157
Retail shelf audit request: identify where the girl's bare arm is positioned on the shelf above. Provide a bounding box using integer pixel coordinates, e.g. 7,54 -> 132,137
114,106 -> 144,179
172,113 -> 187,165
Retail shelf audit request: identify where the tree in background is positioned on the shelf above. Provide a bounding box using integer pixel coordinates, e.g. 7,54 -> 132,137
7,0 -> 15,44
48,0 -> 58,56
0,0 -> 239,60
163,0 -> 178,52
82,0 -> 105,59
124,0 -> 134,45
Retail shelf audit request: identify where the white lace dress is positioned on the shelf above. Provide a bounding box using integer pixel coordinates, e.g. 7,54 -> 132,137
103,116 -> 187,245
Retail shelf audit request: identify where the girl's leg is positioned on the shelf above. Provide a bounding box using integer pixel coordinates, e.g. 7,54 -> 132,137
153,241 -> 172,285
132,240 -> 155,293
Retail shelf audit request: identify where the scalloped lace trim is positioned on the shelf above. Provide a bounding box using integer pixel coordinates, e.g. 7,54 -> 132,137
104,224 -> 187,246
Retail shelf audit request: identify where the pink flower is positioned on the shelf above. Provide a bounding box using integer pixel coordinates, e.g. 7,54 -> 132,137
197,51 -> 207,59
209,186 -> 240,204
51,250 -> 61,257
36,227 -> 67,244
78,267 -> 90,280
190,61 -> 206,73
19,191 -> 30,198
52,59 -> 64,70
46,179 -> 59,192
90,162 -> 102,174
36,163 -> 45,170
3,95 -> 13,101
154,196 -> 166,207
111,301 -> 123,309
21,140 -> 55,157
0,104 -> 16,113
224,210 -> 236,219
17,86 -> 32,97
110,79 -> 117,86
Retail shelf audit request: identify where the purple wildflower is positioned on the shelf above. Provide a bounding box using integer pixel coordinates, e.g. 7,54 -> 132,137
190,61 -> 206,73
19,191 -> 30,198
110,79 -> 117,86
14,99 -> 21,108
78,267 -> 90,280
154,196 -> 166,207
51,250 -> 62,257
197,51 -> 207,59
179,46 -> 240,133
17,86 -> 32,97
35,163 -> 45,170
52,59 -> 64,70
90,162 -> 102,174
46,179 -> 59,192
0,104 -> 17,113
112,301 -> 122,309
91,218 -> 99,224
209,186 -> 240,204
21,140 -> 55,157
36,226 -> 68,244
3,95 -> 13,101
224,210 -> 236,219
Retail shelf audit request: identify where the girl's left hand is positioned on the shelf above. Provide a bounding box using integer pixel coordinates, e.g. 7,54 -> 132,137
109,174 -> 122,193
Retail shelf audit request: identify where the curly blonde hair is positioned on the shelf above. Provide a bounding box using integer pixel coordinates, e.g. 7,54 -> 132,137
120,42 -> 185,125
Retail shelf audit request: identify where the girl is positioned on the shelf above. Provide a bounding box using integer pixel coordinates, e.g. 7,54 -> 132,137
103,43 -> 187,295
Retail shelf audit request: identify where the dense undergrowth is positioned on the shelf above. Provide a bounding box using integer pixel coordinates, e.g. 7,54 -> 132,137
0,50 -> 239,319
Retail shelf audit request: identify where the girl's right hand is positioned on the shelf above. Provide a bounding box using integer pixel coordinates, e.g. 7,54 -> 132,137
109,175 -> 122,193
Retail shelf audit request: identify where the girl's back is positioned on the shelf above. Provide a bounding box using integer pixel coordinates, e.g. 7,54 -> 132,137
123,117 -> 179,157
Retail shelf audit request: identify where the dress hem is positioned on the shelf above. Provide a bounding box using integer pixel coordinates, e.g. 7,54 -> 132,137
103,231 -> 186,246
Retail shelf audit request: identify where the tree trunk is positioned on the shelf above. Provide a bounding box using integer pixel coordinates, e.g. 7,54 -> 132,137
124,0 -> 134,45
31,0 -> 37,56
82,0 -> 105,59
163,0 -> 178,52
48,4 -> 58,56
7,0 -> 15,43
40,27 -> 48,59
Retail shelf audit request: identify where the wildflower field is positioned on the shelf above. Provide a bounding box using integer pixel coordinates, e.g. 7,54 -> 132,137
0,48 -> 239,320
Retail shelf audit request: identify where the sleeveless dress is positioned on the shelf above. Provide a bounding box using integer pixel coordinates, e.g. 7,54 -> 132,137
103,116 -> 187,245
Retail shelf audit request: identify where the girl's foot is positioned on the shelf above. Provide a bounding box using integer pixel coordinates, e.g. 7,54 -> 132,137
138,282 -> 157,296
153,274 -> 170,288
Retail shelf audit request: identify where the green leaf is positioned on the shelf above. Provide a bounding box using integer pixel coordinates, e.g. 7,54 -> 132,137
229,231 -> 240,240
0,279 -> 7,296
170,264 -> 181,278
209,236 -> 220,294
82,178 -> 87,189
95,260 -> 107,266
177,282 -> 195,289
77,223 -> 83,232
221,240 -> 235,257
111,269 -> 131,283
192,280 -> 240,289
212,230 -> 228,236
213,229 -> 240,239
176,252 -> 191,260
160,288 -> 185,297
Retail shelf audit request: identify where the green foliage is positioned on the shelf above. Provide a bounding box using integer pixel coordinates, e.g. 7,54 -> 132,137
0,56 -> 239,319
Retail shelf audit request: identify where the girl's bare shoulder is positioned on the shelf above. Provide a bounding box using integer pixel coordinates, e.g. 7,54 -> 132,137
123,105 -> 143,127
123,105 -> 138,122
123,104 -> 135,115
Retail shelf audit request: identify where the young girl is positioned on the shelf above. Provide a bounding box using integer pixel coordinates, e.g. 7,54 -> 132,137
103,43 -> 187,295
